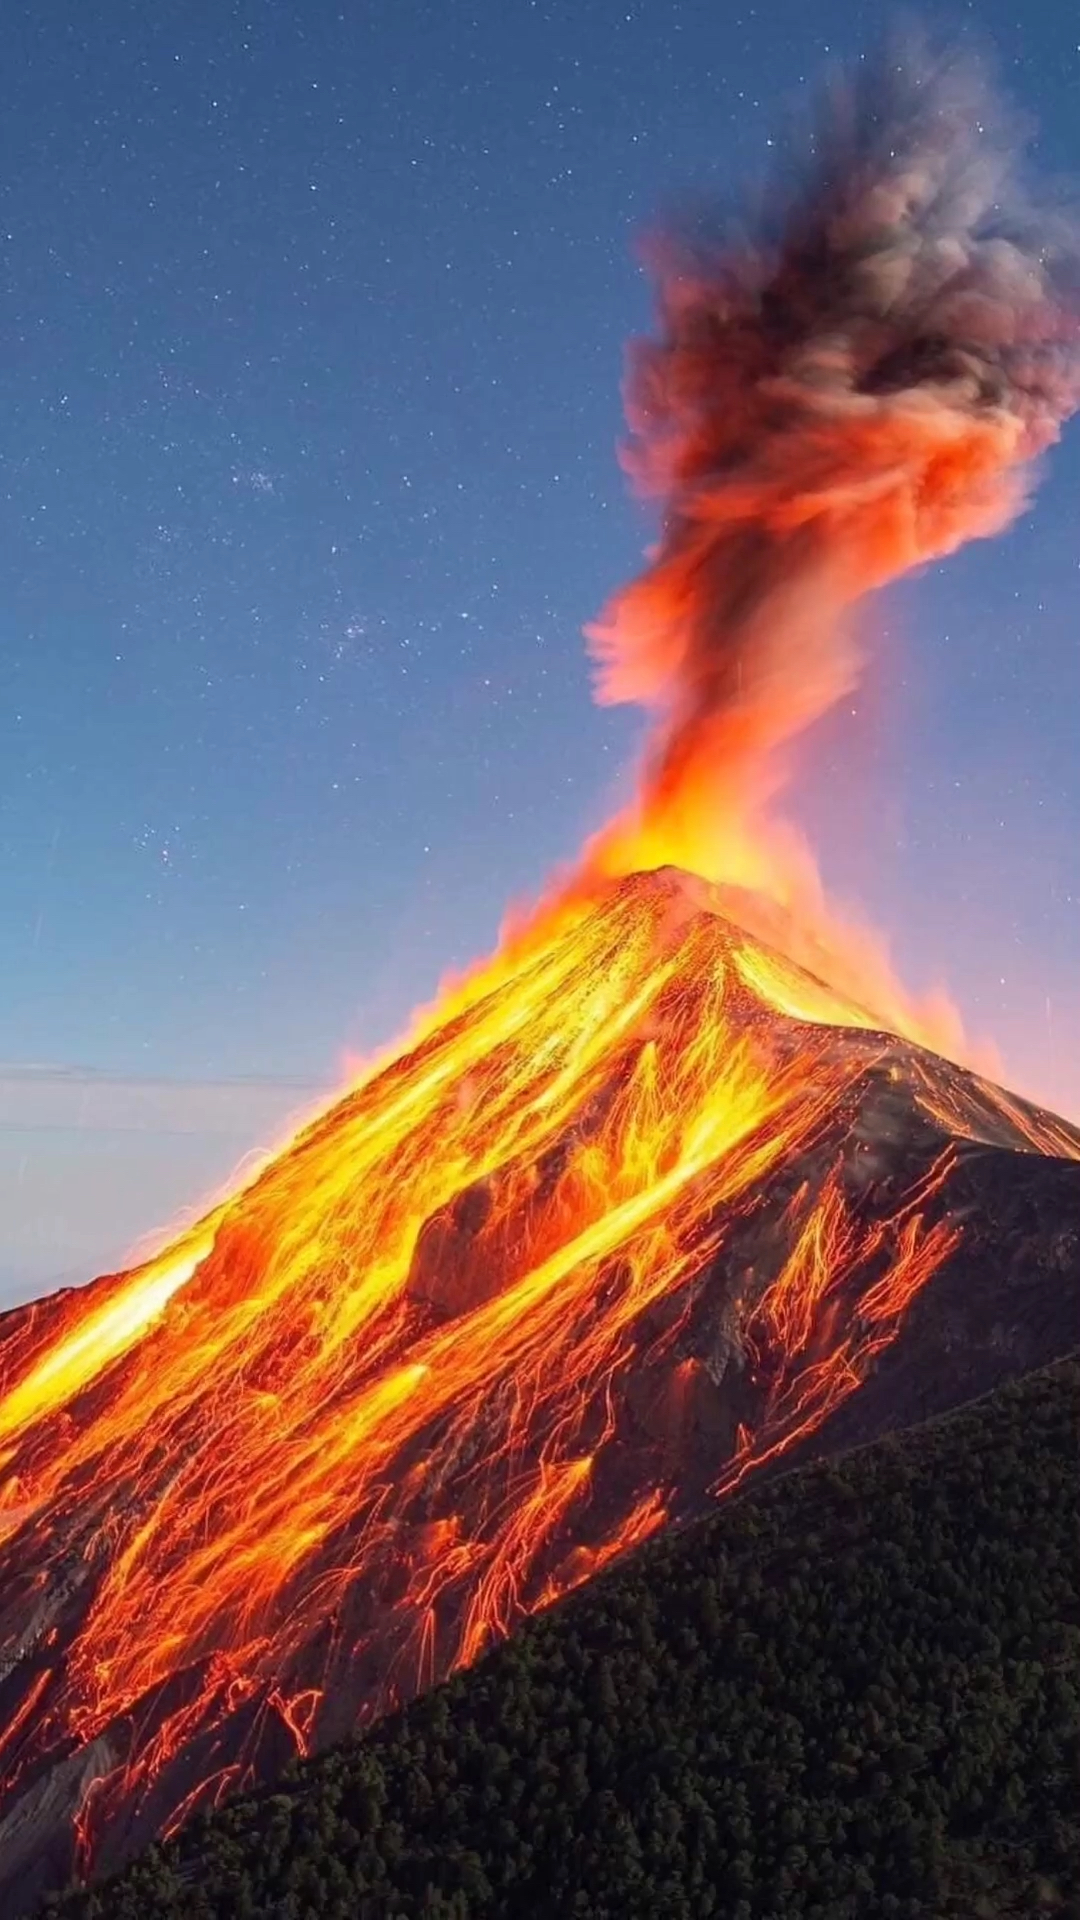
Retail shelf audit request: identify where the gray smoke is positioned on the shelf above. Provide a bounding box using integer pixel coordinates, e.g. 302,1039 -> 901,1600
588,42 -> 1080,843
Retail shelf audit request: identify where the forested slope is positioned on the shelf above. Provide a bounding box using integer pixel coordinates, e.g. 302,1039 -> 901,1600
48,1355 -> 1080,1920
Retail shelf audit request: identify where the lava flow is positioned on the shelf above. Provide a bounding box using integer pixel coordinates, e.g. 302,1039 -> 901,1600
1,870 -> 1078,1903
2,43 -> 1080,1911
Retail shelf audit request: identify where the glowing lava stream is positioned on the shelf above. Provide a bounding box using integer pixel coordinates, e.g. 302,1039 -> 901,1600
3,43 -> 1080,1899
1,871 -> 1073,1864
0,1234 -> 216,1470
6,895 -> 806,1717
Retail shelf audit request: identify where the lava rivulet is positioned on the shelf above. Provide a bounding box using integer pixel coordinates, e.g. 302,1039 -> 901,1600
3,44 -> 1080,1909
1,870 -> 1077,1895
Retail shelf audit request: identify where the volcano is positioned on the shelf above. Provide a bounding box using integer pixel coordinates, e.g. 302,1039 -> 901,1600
1,868 -> 1078,1913
6,41 -> 1080,1914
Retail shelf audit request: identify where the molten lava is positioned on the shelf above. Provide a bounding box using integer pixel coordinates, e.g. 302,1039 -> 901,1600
1,871 -> 1077,1898
1,42 -> 1079,1910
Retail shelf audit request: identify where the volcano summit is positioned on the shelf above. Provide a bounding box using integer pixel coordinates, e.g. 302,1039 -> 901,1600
4,40 -> 1080,1915
1,869 -> 1078,1911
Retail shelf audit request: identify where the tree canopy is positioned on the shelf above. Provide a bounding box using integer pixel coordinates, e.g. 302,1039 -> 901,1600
47,1355 -> 1079,1920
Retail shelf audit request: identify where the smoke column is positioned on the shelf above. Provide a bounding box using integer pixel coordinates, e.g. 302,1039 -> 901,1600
585,43 -> 1080,1042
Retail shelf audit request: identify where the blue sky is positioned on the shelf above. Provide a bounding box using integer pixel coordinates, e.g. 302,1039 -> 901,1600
2,0 -> 1078,1300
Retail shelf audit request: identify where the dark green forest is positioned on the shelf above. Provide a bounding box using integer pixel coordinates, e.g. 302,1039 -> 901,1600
49,1356 -> 1080,1920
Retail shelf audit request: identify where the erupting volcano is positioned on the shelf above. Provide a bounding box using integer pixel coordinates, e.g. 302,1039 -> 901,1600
2,45 -> 1079,1914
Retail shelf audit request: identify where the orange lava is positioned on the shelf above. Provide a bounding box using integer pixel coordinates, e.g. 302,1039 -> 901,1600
4,52 -> 1079,1888
1,870 -> 1072,1875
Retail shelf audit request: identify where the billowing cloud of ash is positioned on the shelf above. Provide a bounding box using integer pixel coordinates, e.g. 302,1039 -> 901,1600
587,42 -> 1080,935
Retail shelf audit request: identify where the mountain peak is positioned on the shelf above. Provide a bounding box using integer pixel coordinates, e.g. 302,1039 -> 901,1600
0,867 -> 1077,1912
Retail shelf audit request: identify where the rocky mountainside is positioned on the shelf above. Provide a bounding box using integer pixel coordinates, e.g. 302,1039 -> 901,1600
1,869 -> 1077,1913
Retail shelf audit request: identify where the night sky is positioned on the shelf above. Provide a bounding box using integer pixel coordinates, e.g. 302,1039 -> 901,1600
2,1 -> 1078,1298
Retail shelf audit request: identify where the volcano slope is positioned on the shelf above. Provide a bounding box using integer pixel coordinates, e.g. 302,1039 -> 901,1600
1,868 -> 1078,1912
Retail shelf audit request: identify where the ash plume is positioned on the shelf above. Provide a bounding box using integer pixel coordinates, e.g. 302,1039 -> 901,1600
588,42 -> 1080,882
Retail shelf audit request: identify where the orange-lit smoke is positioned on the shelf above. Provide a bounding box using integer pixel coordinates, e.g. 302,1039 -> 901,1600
2,49 -> 1080,1902
583,46 -> 1080,1056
